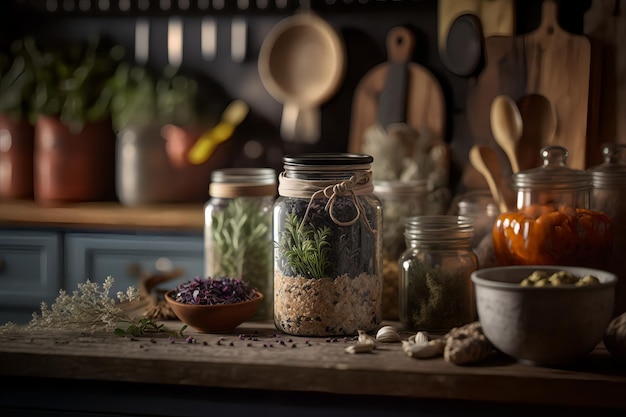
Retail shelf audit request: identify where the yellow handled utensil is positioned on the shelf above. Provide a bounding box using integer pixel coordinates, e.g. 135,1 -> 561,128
188,99 -> 249,165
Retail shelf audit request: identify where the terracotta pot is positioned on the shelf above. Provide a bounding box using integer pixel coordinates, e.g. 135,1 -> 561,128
0,115 -> 34,199
34,115 -> 116,205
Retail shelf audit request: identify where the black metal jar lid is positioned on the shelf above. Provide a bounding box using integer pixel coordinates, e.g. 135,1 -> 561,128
283,153 -> 373,166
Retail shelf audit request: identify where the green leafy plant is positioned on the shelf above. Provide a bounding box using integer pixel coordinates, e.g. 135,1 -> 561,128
0,276 -> 186,338
108,63 -> 204,132
108,63 -> 225,132
24,35 -> 123,133
277,212 -> 333,279
0,38 -> 37,119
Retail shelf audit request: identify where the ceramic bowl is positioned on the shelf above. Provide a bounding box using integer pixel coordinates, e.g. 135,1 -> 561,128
471,265 -> 616,366
165,290 -> 264,333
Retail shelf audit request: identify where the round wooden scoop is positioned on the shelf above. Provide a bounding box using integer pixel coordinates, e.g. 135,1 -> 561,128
490,95 -> 523,174
516,94 -> 557,170
469,145 -> 508,214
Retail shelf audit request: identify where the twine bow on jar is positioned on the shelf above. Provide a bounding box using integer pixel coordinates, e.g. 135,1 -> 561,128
278,170 -> 377,235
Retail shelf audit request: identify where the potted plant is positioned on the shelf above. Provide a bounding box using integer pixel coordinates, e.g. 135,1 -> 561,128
109,63 -> 230,205
26,36 -> 123,205
0,38 -> 37,199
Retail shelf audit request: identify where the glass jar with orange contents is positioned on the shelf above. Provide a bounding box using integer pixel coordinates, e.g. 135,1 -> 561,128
492,145 -> 613,269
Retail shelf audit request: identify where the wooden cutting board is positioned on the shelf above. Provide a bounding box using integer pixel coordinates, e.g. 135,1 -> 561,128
466,0 -> 594,172
348,27 -> 446,153
584,0 -> 626,159
438,0 -> 515,54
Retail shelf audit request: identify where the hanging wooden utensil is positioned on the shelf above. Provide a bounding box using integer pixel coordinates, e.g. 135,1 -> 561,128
349,27 -> 445,153
167,17 -> 183,68
491,95 -> 523,174
516,93 -> 557,171
258,11 -> 346,144
377,26 -> 414,128
469,144 -> 508,214
135,18 -> 149,65
467,0 -> 592,170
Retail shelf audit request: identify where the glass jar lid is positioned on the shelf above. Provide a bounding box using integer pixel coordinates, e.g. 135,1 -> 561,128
374,179 -> 429,196
511,145 -> 591,192
404,215 -> 474,243
209,168 -> 277,198
588,143 -> 626,188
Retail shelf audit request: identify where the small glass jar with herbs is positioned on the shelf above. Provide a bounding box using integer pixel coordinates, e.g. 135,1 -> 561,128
204,168 -> 277,320
399,215 -> 477,333
273,153 -> 383,336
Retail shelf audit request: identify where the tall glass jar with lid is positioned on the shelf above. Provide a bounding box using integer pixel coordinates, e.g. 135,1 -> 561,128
455,190 -> 500,269
492,145 -> 613,269
273,153 -> 383,336
588,143 -> 626,316
374,180 -> 430,320
399,215 -> 477,333
204,168 -> 277,320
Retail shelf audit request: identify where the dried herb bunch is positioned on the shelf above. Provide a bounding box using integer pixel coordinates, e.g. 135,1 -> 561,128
402,261 -> 474,331
0,277 -> 186,337
208,198 -> 272,285
208,197 -> 273,317
171,276 -> 258,305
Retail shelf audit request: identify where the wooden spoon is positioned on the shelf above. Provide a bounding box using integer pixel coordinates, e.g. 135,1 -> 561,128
490,95 -> 523,174
469,145 -> 508,214
516,94 -> 557,170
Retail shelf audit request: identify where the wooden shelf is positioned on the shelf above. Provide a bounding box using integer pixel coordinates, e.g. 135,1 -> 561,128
0,200 -> 204,231
0,321 -> 625,412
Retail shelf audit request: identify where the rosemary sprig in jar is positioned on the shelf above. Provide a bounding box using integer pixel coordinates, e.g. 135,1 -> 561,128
277,212 -> 332,279
209,198 -> 271,280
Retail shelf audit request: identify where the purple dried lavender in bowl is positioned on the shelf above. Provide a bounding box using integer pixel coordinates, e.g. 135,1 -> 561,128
171,277 -> 258,305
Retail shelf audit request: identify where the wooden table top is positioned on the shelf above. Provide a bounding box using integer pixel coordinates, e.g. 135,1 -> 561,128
0,320 -> 624,410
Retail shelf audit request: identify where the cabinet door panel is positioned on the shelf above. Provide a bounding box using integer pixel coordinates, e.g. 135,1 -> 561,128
0,231 -> 62,308
65,233 -> 204,295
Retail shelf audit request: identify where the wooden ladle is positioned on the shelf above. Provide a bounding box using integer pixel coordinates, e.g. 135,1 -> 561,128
490,95 -> 523,174
469,145 -> 508,214
516,94 -> 557,170
258,11 -> 346,144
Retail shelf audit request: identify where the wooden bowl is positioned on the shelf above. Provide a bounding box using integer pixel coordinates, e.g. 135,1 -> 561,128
165,290 -> 264,333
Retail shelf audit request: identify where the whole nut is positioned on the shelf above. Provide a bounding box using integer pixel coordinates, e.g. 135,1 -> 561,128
604,312 -> 626,360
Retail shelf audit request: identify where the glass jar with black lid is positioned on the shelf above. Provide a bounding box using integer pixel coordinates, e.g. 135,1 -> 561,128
273,153 -> 383,336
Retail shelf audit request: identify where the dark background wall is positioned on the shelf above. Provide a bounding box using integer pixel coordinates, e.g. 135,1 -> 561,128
0,0 -> 593,196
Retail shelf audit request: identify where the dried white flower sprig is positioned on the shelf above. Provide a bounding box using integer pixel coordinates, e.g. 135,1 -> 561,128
0,277 -> 186,337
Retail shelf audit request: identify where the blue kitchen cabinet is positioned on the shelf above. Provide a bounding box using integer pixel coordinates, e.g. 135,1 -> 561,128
0,230 -> 63,324
65,232 -> 204,297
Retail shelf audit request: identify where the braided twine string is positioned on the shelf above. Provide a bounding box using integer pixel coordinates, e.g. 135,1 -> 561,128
278,170 -> 377,235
